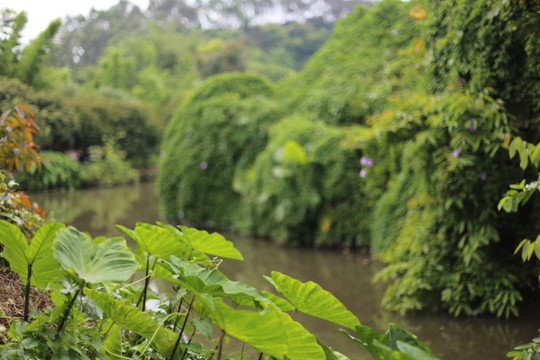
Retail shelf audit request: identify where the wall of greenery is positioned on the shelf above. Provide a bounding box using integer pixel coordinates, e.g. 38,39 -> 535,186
158,73 -> 282,227
159,0 -> 540,321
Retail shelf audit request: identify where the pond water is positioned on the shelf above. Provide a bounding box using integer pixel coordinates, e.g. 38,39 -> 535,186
30,181 -> 540,360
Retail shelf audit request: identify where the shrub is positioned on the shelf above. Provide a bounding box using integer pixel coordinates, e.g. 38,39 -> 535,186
15,151 -> 82,190
65,93 -> 159,168
370,90 -> 540,317
241,117 -> 371,247
81,136 -> 139,187
282,0 -> 423,125
158,72 -> 281,226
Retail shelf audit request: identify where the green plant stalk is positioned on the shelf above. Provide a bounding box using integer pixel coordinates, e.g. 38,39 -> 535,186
23,264 -> 32,322
180,327 -> 197,360
136,254 -> 151,311
239,342 -> 246,360
172,297 -> 184,332
168,296 -> 195,360
216,329 -> 226,360
57,280 -> 85,335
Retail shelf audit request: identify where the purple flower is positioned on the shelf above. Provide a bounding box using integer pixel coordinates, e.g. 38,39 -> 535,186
480,172 -> 486,181
452,149 -> 460,158
361,157 -> 373,167
391,29 -> 398,35
359,169 -> 367,178
178,211 -> 185,219
469,118 -> 476,132
200,161 -> 208,170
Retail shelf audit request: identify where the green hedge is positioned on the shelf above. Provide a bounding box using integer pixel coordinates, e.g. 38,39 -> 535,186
281,0 -> 423,125
158,72 -> 281,226
15,151 -> 82,191
240,117 -> 371,246
0,78 -> 159,168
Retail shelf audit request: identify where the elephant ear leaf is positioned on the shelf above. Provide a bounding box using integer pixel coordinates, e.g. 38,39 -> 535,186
268,271 -> 360,330
53,227 -> 138,284
178,225 -> 243,260
85,289 -> 180,359
209,299 -> 325,360
27,223 -> 66,288
0,220 -> 29,282
0,220 -> 65,288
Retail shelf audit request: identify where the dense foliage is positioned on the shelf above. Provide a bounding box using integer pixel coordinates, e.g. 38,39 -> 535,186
158,73 -> 282,226
240,117 -> 370,246
159,0 -> 540,323
0,221 -> 437,360
1,1 -> 539,357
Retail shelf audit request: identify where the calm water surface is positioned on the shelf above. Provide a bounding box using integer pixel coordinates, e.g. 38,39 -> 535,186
30,182 -> 540,360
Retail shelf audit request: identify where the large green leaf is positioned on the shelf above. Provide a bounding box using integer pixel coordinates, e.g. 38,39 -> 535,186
166,256 -> 269,306
341,325 -> 387,359
0,220 -> 65,288
85,289 -> 181,359
318,340 -> 351,360
341,324 -> 438,360
268,271 -> 361,330
53,227 -> 138,284
209,298 -> 325,360
178,226 -> 243,260
387,324 -> 437,359
103,324 -> 123,360
118,223 -> 191,261
0,220 -> 29,282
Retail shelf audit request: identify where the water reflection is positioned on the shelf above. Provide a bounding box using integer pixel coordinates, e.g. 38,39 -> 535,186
30,182 -> 162,236
30,182 -> 540,360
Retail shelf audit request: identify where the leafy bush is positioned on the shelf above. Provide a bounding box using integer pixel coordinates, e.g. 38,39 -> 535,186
282,0 -> 423,125
241,117 -> 371,247
65,93 -> 159,168
81,136 -> 139,187
0,79 -> 160,168
15,151 -> 82,190
158,72 -> 281,226
370,90 -> 540,317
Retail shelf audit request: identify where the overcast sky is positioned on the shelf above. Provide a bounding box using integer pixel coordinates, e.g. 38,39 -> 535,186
2,0 -> 150,43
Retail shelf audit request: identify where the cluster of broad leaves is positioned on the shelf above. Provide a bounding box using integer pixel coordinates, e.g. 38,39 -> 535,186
0,220 -> 437,359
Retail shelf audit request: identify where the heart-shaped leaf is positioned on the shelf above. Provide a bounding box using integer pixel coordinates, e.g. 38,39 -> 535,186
208,298 -> 325,360
166,256 -> 269,306
178,226 -> 243,260
85,289 -> 181,359
0,220 -> 65,288
268,271 -> 360,330
53,227 -> 138,284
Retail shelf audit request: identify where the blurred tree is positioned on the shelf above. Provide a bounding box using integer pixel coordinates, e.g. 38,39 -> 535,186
0,9 -> 27,79
16,19 -> 61,88
195,39 -> 245,77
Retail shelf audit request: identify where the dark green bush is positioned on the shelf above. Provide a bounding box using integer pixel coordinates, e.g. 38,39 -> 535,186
15,151 -> 82,190
240,117 -> 370,247
64,93 -> 159,167
81,136 -> 139,187
158,72 -> 281,226
370,90 -> 540,317
0,79 -> 159,168
282,0 -> 423,125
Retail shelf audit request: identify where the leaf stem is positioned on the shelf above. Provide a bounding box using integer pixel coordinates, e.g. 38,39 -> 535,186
216,329 -> 226,360
180,327 -> 197,360
168,296 -> 195,360
23,264 -> 32,322
57,280 -> 85,335
172,298 -> 184,332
